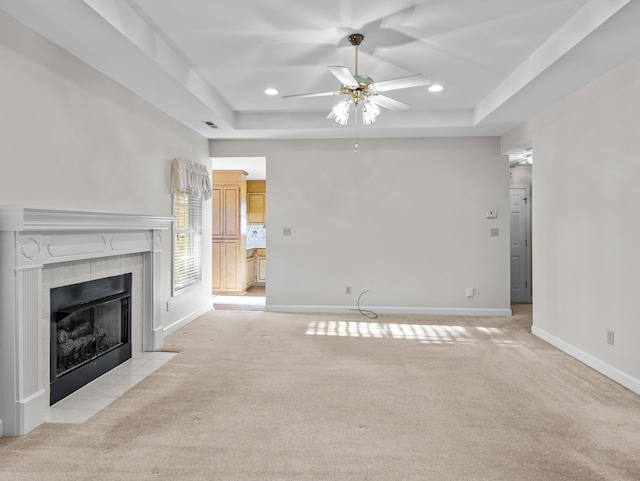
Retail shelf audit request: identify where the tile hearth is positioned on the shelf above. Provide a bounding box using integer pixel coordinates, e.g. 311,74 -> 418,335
47,351 -> 175,423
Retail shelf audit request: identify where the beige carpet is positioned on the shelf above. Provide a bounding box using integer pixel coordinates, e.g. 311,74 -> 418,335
1,305 -> 640,480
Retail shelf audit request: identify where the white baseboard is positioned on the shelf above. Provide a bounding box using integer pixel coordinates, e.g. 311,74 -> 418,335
532,326 -> 640,395
163,305 -> 212,338
266,305 -> 512,317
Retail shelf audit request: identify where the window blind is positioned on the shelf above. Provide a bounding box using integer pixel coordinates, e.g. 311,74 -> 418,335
173,187 -> 202,292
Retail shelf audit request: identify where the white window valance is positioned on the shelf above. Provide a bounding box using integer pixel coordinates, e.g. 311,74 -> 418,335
170,158 -> 212,200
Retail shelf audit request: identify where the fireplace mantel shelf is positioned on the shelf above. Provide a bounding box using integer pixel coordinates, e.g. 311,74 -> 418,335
0,206 -> 174,232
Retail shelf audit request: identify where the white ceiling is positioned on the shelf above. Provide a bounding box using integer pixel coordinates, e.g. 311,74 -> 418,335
2,0 -> 640,142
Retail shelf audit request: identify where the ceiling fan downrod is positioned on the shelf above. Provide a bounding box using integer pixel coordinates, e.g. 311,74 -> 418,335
348,33 -> 364,75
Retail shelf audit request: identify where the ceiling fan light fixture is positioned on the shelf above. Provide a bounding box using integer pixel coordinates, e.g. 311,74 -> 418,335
362,98 -> 380,125
428,84 -> 444,92
264,88 -> 279,96
332,98 -> 351,126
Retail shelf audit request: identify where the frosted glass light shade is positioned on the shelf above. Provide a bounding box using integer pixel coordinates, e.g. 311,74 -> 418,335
332,98 -> 351,125
362,98 -> 380,125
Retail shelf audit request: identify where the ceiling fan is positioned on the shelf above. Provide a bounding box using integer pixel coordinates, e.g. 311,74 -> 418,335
283,33 -> 431,126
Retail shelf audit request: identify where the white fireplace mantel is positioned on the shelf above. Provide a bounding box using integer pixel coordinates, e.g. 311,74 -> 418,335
0,206 -> 174,437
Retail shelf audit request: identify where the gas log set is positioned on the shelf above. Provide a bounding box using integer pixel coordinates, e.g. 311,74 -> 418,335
56,319 -> 111,377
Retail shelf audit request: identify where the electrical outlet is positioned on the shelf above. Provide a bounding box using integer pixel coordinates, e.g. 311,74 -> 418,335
466,287 -> 474,297
346,286 -> 351,295
364,287 -> 371,295
607,329 -> 615,345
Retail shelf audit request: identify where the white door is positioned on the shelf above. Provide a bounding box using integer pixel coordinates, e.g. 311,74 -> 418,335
510,187 -> 531,302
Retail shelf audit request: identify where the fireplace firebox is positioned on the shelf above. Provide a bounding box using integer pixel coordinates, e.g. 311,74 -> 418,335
50,274 -> 132,405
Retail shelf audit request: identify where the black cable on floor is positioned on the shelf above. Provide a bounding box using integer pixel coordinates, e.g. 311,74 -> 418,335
355,289 -> 377,319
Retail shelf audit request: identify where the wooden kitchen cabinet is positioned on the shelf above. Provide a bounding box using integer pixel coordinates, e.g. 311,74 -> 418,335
247,193 -> 265,224
246,249 -> 257,288
212,239 -> 243,292
212,184 -> 241,238
257,248 -> 266,283
247,180 -> 266,224
257,256 -> 266,283
212,170 -> 247,294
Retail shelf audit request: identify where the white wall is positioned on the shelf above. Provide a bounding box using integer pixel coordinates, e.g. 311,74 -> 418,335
502,52 -> 640,392
510,165 -> 532,188
211,137 -> 511,315
0,11 -> 212,333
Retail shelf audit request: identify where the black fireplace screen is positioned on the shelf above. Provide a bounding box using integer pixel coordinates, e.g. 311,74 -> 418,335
50,274 -> 132,405
54,295 -> 128,378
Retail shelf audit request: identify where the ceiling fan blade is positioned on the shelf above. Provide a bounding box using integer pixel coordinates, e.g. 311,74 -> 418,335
369,94 -> 411,111
373,74 -> 431,92
282,91 -> 340,99
328,65 -> 358,87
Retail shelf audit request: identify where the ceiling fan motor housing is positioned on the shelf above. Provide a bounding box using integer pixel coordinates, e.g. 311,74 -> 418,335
355,75 -> 373,85
350,75 -> 375,104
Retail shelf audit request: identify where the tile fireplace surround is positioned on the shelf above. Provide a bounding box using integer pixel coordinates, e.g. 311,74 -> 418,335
0,206 -> 173,436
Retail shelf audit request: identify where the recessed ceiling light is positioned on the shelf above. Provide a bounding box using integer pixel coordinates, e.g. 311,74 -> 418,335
428,84 -> 444,92
264,88 -> 279,96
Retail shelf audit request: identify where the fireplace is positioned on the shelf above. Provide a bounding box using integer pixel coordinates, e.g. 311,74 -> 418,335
0,206 -> 174,436
50,274 -> 132,404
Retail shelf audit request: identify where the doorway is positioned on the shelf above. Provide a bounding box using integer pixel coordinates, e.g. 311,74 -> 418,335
211,157 -> 267,311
